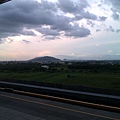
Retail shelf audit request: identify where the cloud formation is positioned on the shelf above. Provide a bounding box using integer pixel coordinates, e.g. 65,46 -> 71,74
65,24 -> 91,38
111,10 -> 119,20
96,29 -> 101,32
0,0 -> 94,43
0,0 -> 120,61
0,0 -> 118,44
58,0 -> 89,14
106,26 -> 115,32
116,29 -> 120,33
107,0 -> 120,13
22,39 -> 31,44
106,0 -> 120,20
99,16 -> 107,21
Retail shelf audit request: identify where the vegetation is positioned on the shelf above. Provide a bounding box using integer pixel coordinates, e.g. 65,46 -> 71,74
0,61 -> 120,90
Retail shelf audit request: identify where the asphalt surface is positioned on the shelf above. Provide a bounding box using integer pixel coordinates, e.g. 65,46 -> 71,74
0,91 -> 119,120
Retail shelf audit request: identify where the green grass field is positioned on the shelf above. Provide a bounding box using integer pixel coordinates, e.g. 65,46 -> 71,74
0,71 -> 120,90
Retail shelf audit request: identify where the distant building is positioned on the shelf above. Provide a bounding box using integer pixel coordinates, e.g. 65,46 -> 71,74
41,65 -> 49,69
68,63 -> 72,65
59,61 -> 65,64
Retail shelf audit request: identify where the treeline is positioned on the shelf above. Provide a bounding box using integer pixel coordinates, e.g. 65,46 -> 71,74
68,63 -> 120,72
0,62 -> 64,72
0,63 -> 46,72
0,62 -> 120,73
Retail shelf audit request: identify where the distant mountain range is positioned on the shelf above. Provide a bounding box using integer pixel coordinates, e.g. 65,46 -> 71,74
28,54 -> 120,63
29,56 -> 61,62
56,55 -> 120,60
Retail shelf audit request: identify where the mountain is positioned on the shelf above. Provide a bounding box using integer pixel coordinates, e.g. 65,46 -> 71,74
29,56 -> 61,62
56,55 -> 120,60
56,55 -> 82,60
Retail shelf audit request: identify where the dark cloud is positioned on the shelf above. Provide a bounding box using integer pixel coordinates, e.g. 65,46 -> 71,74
111,12 -> 119,20
98,4 -> 102,7
0,0 -> 94,43
82,11 -> 97,20
50,15 -> 72,31
58,0 -> 97,21
0,0 -> 57,42
106,0 -> 120,20
37,27 -> 60,36
65,24 -> 91,38
58,0 -> 89,14
75,11 -> 97,21
87,20 -> 95,27
96,29 -> 101,32
106,26 -> 115,32
21,30 -> 36,36
39,0 -> 57,12
109,26 -> 115,32
99,16 -> 107,21
116,29 -> 120,33
106,0 -> 120,13
22,40 -> 31,44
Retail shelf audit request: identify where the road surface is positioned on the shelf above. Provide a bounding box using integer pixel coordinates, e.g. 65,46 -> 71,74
0,91 -> 119,120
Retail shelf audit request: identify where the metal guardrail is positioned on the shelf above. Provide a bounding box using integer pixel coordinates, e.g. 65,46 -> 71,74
0,81 -> 120,108
0,78 -> 120,96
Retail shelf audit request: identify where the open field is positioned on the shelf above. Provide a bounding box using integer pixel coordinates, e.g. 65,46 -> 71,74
0,71 -> 120,90
0,61 -> 120,90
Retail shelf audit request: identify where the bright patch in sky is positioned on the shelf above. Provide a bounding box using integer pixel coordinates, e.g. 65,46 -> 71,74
0,0 -> 120,60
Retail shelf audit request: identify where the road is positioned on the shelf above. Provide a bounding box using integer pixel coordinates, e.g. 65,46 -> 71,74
0,91 -> 119,120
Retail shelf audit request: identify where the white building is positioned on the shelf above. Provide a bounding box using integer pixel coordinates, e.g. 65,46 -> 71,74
41,65 -> 49,69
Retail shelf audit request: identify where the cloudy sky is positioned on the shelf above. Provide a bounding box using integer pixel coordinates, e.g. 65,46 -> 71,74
0,0 -> 120,60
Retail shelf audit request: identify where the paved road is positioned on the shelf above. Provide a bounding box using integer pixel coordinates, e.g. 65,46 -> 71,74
0,91 -> 119,120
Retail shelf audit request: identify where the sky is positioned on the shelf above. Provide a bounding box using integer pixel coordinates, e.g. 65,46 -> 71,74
0,0 -> 120,61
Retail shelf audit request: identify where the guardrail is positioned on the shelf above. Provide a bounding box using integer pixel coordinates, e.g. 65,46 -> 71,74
0,78 -> 120,96
0,81 -> 120,108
